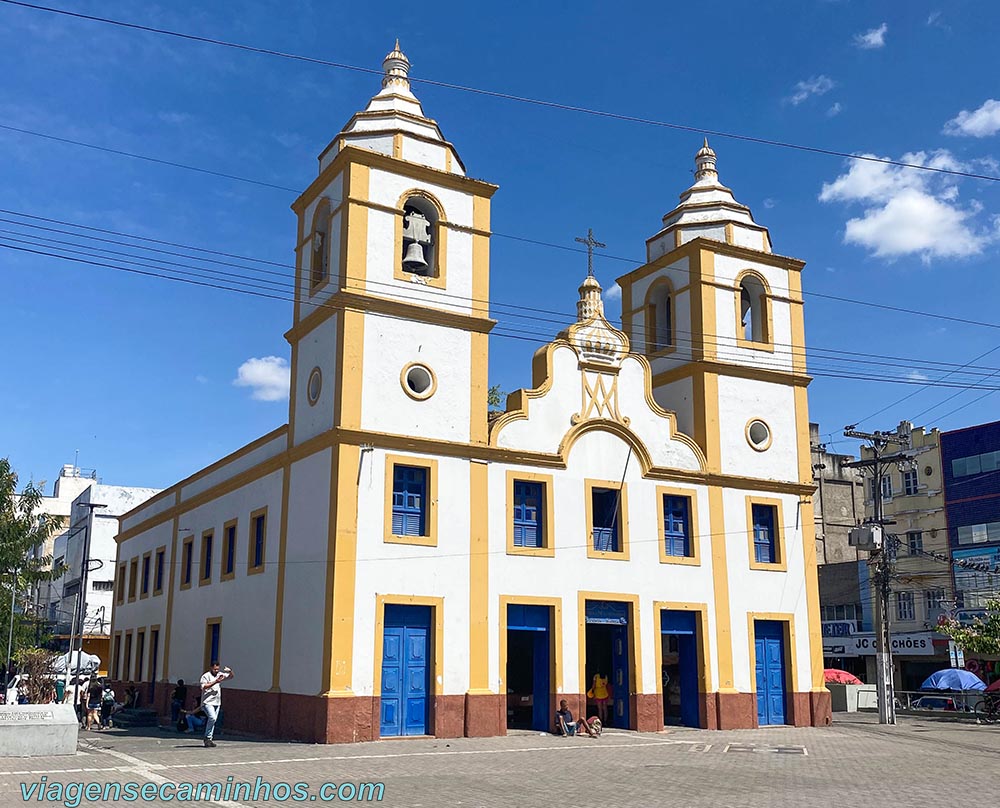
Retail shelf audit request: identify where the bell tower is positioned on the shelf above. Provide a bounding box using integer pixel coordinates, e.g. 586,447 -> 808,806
617,142 -> 810,485
284,42 -> 498,449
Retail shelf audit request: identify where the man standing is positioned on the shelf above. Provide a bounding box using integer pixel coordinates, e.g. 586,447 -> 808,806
199,661 -> 233,748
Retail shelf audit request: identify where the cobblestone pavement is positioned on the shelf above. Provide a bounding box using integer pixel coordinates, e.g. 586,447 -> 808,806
3,713 -> 1000,807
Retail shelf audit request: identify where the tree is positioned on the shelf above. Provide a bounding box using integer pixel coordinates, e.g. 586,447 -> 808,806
936,599 -> 1000,655
13,648 -> 55,704
488,384 -> 506,411
0,458 -> 65,670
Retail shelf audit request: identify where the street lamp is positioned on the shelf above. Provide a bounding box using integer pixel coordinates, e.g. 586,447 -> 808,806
68,502 -> 106,706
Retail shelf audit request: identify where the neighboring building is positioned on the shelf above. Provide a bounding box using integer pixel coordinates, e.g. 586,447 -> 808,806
111,43 -> 829,743
859,422 -> 951,689
28,464 -> 98,624
50,481 -> 160,672
811,427 -> 867,678
942,419 -> 1000,609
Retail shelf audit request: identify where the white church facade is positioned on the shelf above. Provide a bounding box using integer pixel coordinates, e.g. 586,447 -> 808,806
111,43 -> 830,742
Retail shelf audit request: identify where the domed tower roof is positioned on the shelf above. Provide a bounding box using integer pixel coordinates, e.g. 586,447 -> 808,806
317,41 -> 465,176
645,140 -> 773,260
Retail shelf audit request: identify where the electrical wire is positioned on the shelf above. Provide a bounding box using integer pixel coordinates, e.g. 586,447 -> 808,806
3,0 -> 1000,185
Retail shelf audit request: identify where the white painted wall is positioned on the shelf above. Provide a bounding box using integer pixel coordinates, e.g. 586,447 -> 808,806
292,313 -> 339,446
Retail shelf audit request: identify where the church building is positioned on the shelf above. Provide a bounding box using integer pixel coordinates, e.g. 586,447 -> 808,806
111,43 -> 830,742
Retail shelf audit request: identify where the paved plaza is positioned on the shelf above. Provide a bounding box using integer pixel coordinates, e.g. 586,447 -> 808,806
2,713 -> 1000,807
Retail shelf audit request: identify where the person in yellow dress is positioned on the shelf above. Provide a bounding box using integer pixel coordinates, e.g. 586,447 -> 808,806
589,672 -> 610,724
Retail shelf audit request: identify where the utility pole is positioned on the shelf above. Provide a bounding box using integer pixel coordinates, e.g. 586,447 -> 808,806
843,422 -> 922,726
69,502 -> 106,706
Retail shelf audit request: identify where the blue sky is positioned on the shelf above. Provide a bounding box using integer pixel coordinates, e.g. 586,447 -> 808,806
2,0 -> 1000,490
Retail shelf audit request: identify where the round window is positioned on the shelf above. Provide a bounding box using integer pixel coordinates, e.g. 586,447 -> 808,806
746,419 -> 772,451
401,363 -> 436,400
307,367 -> 322,406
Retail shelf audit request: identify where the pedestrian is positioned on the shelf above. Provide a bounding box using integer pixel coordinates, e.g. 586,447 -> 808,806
199,661 -> 234,748
100,682 -> 116,728
170,679 -> 187,723
86,678 -> 103,730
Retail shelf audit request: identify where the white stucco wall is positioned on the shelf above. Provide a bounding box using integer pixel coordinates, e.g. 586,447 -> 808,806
292,313 -> 339,446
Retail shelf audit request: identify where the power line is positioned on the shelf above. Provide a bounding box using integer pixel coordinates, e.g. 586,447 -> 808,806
12,236 -> 1000,396
4,0 -> 1000,185
7,208 -> 1000,384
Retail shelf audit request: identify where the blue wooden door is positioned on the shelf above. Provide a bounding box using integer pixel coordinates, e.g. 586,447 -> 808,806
611,624 -> 630,728
381,605 -> 431,737
754,621 -> 787,726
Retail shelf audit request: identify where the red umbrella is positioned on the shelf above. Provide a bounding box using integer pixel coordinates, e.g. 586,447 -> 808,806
986,679 -> 1000,693
825,668 -> 863,685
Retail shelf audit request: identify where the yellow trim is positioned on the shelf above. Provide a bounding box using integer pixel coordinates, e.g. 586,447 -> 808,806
323,444 -> 360,695
116,562 -> 126,605
793,387 -> 813,486
746,496 -> 788,572
505,470 -> 556,557
734,269 -> 775,352
577,591 -> 641,726
383,454 -> 439,546
469,461 -> 490,692
693,248 -> 717,362
584,478 -> 630,561
724,222 -> 734,245
309,198 -> 333,293
248,508 -> 267,575
708,487 -> 735,691
270,468 -> 292,692
139,551 -> 152,599
656,486 -> 701,566
152,545 -> 166,597
203,616 -> 223,671
653,602 -> 711,705
392,132 -> 402,159
112,631 -> 122,680
470,185 -> 491,447
147,624 -> 161,683
294,145 -> 498,216
747,612 -> 799,698
122,630 -> 133,683
745,418 -> 773,453
786,268 -> 808,374
134,628 -> 145,682
199,529 -> 214,586
342,163 -> 370,293
128,556 -> 138,602
161,500 -> 180,680
372,595 -> 445,724
400,362 -> 438,401
394,189 -> 448,289
642,277 -> 677,356
180,535 -> 194,590
652,361 -> 811,388
499,596 -> 562,697
798,498 -> 825,690
221,519 -> 237,581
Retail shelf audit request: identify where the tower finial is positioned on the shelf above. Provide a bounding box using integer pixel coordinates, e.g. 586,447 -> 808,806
694,138 -> 718,183
382,40 -> 410,91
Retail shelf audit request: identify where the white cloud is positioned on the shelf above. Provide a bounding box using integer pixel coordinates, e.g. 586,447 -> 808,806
762,198 -> 776,209
854,23 -> 888,49
195,375 -> 209,384
819,150 -> 998,261
787,75 -> 835,106
826,102 -> 844,118
906,370 -> 929,382
603,284 -> 622,302
943,99 -> 1000,138
233,356 -> 290,401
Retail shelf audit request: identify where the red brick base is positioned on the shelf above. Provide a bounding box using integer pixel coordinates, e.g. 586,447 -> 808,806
128,684 -> 831,742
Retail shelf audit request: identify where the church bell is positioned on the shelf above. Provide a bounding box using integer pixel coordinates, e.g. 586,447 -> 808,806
402,241 -> 428,270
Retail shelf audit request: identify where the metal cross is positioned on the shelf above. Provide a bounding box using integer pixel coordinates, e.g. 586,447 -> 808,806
575,228 -> 606,278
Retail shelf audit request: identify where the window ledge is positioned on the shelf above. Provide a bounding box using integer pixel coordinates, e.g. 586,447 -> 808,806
385,533 -> 437,547
660,554 -> 701,567
507,546 -> 555,558
586,548 -> 630,561
748,560 -> 788,572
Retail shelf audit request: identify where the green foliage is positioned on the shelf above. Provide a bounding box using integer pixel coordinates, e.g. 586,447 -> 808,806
936,598 -> 1000,655
0,458 -> 65,666
487,384 -> 505,410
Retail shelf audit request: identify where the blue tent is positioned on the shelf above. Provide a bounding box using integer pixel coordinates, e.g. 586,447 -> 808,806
920,669 -> 986,691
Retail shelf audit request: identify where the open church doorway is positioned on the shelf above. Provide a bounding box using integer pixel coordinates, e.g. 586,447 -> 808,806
660,610 -> 701,727
504,604 -> 552,731
584,600 -> 631,729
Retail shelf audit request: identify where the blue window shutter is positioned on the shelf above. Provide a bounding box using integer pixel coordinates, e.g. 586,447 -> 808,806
392,466 -> 427,537
752,504 -> 776,564
591,488 -> 620,552
663,495 -> 690,557
513,481 -> 543,548
254,517 -> 265,567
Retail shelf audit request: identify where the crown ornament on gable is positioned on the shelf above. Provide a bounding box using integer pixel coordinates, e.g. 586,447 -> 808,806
564,275 -> 629,368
